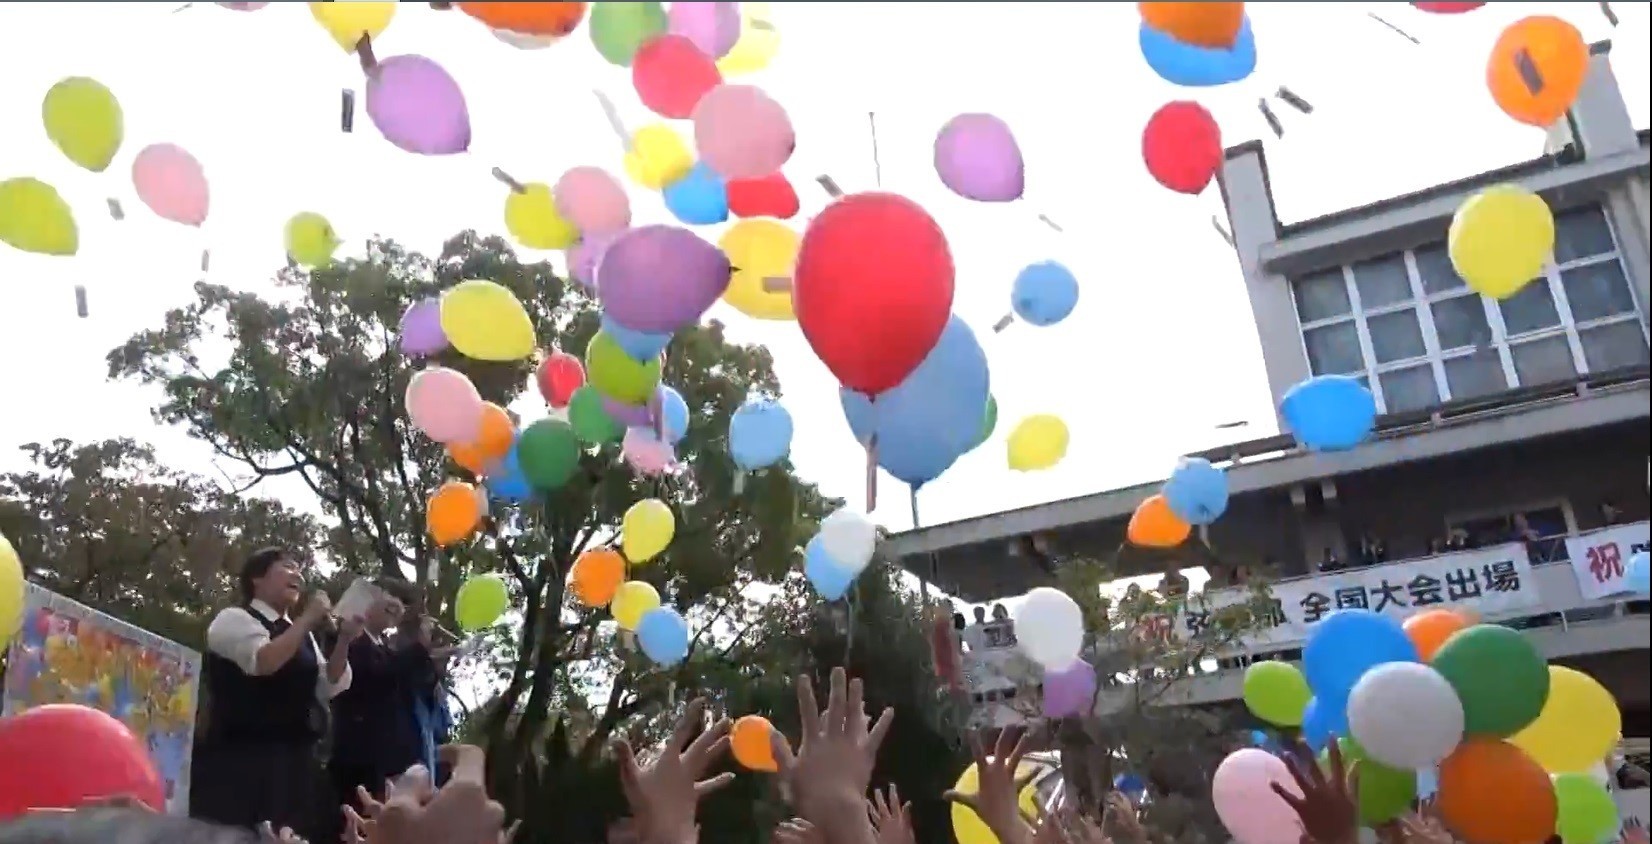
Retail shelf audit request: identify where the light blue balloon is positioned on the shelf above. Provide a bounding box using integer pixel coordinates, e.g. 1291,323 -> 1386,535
1627,550 -> 1651,596
1113,773 -> 1146,796
1301,609 -> 1418,703
485,440 -> 533,503
729,399 -> 793,471
663,162 -> 729,227
1139,16 -> 1257,88
804,535 -> 856,601
1163,457 -> 1229,526
840,316 -> 990,488
658,386 -> 689,444
1281,375 -> 1377,452
1301,695 -> 1347,753
636,606 -> 690,666
1011,261 -> 1079,327
1415,767 -> 1438,798
601,313 -> 672,361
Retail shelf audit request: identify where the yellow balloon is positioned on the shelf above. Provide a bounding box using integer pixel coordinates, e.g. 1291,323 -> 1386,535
285,211 -> 341,268
42,77 -> 124,173
716,2 -> 779,77
719,219 -> 798,320
504,183 -> 578,250
622,498 -> 675,563
0,178 -> 78,257
1448,184 -> 1554,300
1007,414 -> 1069,472
611,580 -> 661,631
623,124 -> 693,190
1510,665 -> 1621,774
1,532 -> 22,651
950,762 -> 1046,844
310,1 -> 396,51
439,279 -> 536,362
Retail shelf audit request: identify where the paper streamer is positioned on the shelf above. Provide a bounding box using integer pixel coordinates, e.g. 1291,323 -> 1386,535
74,285 -> 89,318
816,174 -> 844,198
1276,87 -> 1314,114
107,199 -> 125,221
594,90 -> 632,152
341,89 -> 356,133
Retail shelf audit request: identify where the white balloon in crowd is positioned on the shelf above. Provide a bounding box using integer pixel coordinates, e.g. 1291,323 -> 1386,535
1347,662 -> 1466,770
1013,587 -> 1085,669
816,509 -> 877,576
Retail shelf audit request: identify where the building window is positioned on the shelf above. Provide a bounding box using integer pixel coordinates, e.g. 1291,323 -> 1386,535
1290,204 -> 1649,413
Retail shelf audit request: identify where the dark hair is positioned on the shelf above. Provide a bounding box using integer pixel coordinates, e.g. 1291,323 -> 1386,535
238,547 -> 290,602
0,808 -> 259,843
373,577 -> 419,607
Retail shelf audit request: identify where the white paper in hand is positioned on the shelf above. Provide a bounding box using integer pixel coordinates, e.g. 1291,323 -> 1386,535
333,578 -> 384,622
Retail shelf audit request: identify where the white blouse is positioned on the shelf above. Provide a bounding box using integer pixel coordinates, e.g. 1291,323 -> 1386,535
205,599 -> 352,700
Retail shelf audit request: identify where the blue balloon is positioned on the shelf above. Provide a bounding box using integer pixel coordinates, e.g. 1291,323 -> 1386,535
1139,16 -> 1257,88
1415,767 -> 1438,798
840,316 -> 990,488
804,535 -> 856,601
485,441 -> 533,503
1011,261 -> 1079,327
658,386 -> 689,444
1281,375 -> 1377,452
636,606 -> 690,666
1301,609 -> 1418,703
1627,551 -> 1651,596
663,162 -> 729,226
1300,695 -> 1347,753
1162,457 -> 1229,526
729,399 -> 793,471
1113,773 -> 1146,796
601,314 -> 672,361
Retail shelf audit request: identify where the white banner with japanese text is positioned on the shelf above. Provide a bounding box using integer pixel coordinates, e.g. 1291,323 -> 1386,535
1176,542 -> 1541,649
1565,521 -> 1651,601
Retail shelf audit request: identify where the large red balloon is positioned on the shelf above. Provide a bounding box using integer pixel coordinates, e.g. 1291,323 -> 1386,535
794,193 -> 954,395
632,35 -> 722,120
0,704 -> 165,819
537,351 -> 585,408
727,172 -> 799,220
1142,100 -> 1221,195
1412,1 -> 1484,12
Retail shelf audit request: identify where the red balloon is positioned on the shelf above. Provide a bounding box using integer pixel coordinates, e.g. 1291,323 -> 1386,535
0,704 -> 165,819
794,193 -> 954,395
727,172 -> 799,220
1412,1 -> 1484,12
1142,100 -> 1221,195
537,351 -> 585,408
632,35 -> 723,120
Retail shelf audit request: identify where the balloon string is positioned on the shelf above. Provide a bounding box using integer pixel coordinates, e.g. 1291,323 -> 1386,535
868,112 -> 883,188
593,90 -> 633,153
864,436 -> 878,513
491,168 -> 527,194
1210,215 -> 1235,249
1366,12 -> 1421,46
1598,2 -> 1618,26
355,35 -> 379,76
816,175 -> 844,199
1035,214 -> 1063,233
908,487 -> 921,530
992,313 -> 1015,334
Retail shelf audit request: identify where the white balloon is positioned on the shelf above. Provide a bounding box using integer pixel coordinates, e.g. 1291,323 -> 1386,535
1013,587 -> 1085,669
1348,662 -> 1464,770
492,27 -> 560,49
817,510 -> 875,575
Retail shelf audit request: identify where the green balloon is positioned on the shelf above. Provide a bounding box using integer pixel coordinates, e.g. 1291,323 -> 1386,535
1242,661 -> 1311,727
589,2 -> 667,66
586,330 -> 662,405
568,386 -> 622,444
969,395 -> 998,451
1319,738 -> 1416,827
1553,772 -> 1618,844
1429,624 -> 1549,737
516,418 -> 581,489
455,574 -> 509,632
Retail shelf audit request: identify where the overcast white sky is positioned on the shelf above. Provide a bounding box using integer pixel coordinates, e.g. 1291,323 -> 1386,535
2,2 -> 1647,550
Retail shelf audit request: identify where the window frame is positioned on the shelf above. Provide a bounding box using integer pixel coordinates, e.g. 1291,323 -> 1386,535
1290,203 -> 1648,414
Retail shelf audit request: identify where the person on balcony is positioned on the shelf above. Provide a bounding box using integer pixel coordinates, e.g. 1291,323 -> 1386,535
961,605 -> 989,653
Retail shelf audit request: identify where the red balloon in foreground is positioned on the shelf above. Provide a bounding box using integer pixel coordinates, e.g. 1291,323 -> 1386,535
1142,100 -> 1222,195
727,172 -> 800,219
632,35 -> 723,120
537,351 -> 586,408
794,193 -> 954,395
1412,1 -> 1485,12
0,704 -> 166,819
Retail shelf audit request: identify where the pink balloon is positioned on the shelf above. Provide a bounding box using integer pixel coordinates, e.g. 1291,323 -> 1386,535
1211,749 -> 1303,844
131,143 -> 209,227
622,427 -> 676,476
668,2 -> 740,59
692,84 -> 795,181
405,366 -> 484,443
553,167 -> 631,235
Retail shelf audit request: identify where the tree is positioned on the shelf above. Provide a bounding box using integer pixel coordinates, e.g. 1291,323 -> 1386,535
107,232 -> 834,841
0,437 -> 322,647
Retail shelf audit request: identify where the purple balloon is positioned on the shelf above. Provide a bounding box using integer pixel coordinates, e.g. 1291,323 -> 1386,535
1042,661 -> 1096,719
668,1 -> 740,59
602,396 -> 654,427
567,228 -> 627,292
399,298 -> 448,356
597,225 -> 731,334
934,113 -> 1024,203
366,55 -> 471,156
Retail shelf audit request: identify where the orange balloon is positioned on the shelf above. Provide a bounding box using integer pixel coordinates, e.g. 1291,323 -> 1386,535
449,403 -> 515,475
1127,495 -> 1191,548
570,548 -> 625,607
456,1 -> 586,36
427,481 -> 482,547
1487,16 -> 1588,127
1437,738 -> 1556,844
1403,609 -> 1470,661
1139,2 -> 1245,49
731,715 -> 781,772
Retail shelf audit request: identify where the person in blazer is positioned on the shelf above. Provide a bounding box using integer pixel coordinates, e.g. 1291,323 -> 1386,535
327,579 -> 429,817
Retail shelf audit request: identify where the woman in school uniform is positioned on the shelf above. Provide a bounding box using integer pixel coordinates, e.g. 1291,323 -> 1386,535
189,548 -> 361,840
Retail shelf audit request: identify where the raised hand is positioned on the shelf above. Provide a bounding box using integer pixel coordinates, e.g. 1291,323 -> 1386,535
256,822 -> 309,843
866,784 -> 915,844
613,697 -> 735,844
772,667 -> 895,843
1270,736 -> 1358,844
1100,792 -> 1148,844
772,818 -> 823,844
343,748 -> 512,844
943,726 -> 1038,844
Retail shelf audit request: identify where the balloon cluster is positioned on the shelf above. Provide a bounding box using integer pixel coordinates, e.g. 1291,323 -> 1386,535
1132,3 -> 1249,195
801,509 -> 877,600
1227,608 -> 1625,844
